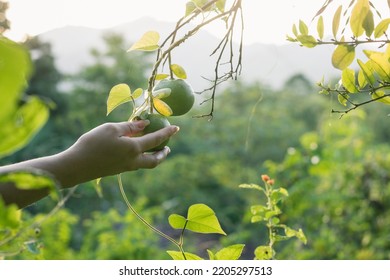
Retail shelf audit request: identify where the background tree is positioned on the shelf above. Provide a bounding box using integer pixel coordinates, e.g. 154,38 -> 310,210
69,33 -> 152,131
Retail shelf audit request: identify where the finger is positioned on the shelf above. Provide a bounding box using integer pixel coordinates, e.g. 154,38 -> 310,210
116,120 -> 150,137
135,125 -> 179,152
136,146 -> 171,169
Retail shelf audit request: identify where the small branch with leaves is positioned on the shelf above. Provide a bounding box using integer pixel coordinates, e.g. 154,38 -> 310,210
239,175 -> 307,260
288,0 -> 390,115
106,0 -> 244,121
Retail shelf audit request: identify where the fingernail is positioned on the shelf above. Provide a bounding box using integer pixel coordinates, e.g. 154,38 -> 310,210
173,126 -> 180,134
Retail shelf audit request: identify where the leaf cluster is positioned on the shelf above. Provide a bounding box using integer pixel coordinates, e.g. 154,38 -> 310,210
240,176 -> 306,260
0,37 -> 66,258
288,0 -> 390,115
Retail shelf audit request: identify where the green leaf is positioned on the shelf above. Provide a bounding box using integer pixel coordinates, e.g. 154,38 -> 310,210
250,205 -> 281,222
169,204 -> 226,235
284,227 -> 307,244
170,64 -> 187,79
187,204 -> 226,235
254,246 -> 273,260
153,98 -> 173,117
251,205 -> 267,215
185,0 -> 214,16
338,93 -> 349,106
274,235 -> 291,242
132,88 -> 144,100
0,170 -> 59,200
357,59 -> 375,87
185,1 -> 197,17
207,249 -> 216,260
297,35 -> 317,48
251,215 -> 263,223
94,178 -> 103,198
350,0 -> 370,37
168,213 -> 187,229
265,209 -> 281,219
0,171 -> 55,191
128,31 -> 160,52
271,187 -> 289,203
341,68 -> 358,93
107,83 -> 132,116
332,44 -> 355,70
299,20 -> 309,35
364,50 -> 390,82
0,97 -> 49,158
239,183 -> 264,192
0,38 -> 51,160
317,16 -> 324,40
213,244 -> 245,260
155,73 -> 170,80
372,90 -> 390,104
332,5 -> 342,38
0,37 -> 32,123
271,217 -> 280,225
292,24 -> 298,37
374,18 -> 390,38
167,251 -> 203,260
363,10 -> 375,37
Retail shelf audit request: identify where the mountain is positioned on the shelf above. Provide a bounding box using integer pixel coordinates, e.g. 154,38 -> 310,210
40,17 -> 339,90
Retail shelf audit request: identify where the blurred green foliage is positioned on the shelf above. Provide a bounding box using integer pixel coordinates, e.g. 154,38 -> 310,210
1,32 -> 390,260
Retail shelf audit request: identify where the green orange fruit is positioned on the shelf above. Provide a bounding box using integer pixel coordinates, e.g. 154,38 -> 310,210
153,79 -> 195,116
142,113 -> 171,152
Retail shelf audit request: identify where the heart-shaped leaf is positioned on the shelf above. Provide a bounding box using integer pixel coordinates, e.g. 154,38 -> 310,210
169,203 -> 226,235
107,83 -> 132,116
128,31 -> 160,52
186,204 -> 226,235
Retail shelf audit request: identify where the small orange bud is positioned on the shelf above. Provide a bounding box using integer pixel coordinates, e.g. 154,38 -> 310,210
267,179 -> 275,185
261,174 -> 270,182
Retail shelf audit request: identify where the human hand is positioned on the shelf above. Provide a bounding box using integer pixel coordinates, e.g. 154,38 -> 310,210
58,120 -> 180,187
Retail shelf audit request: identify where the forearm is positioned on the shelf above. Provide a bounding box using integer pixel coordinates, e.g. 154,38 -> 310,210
0,147 -> 100,189
0,148 -> 90,208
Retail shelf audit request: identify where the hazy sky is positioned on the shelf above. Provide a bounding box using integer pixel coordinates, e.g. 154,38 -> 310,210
5,0 -> 389,45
